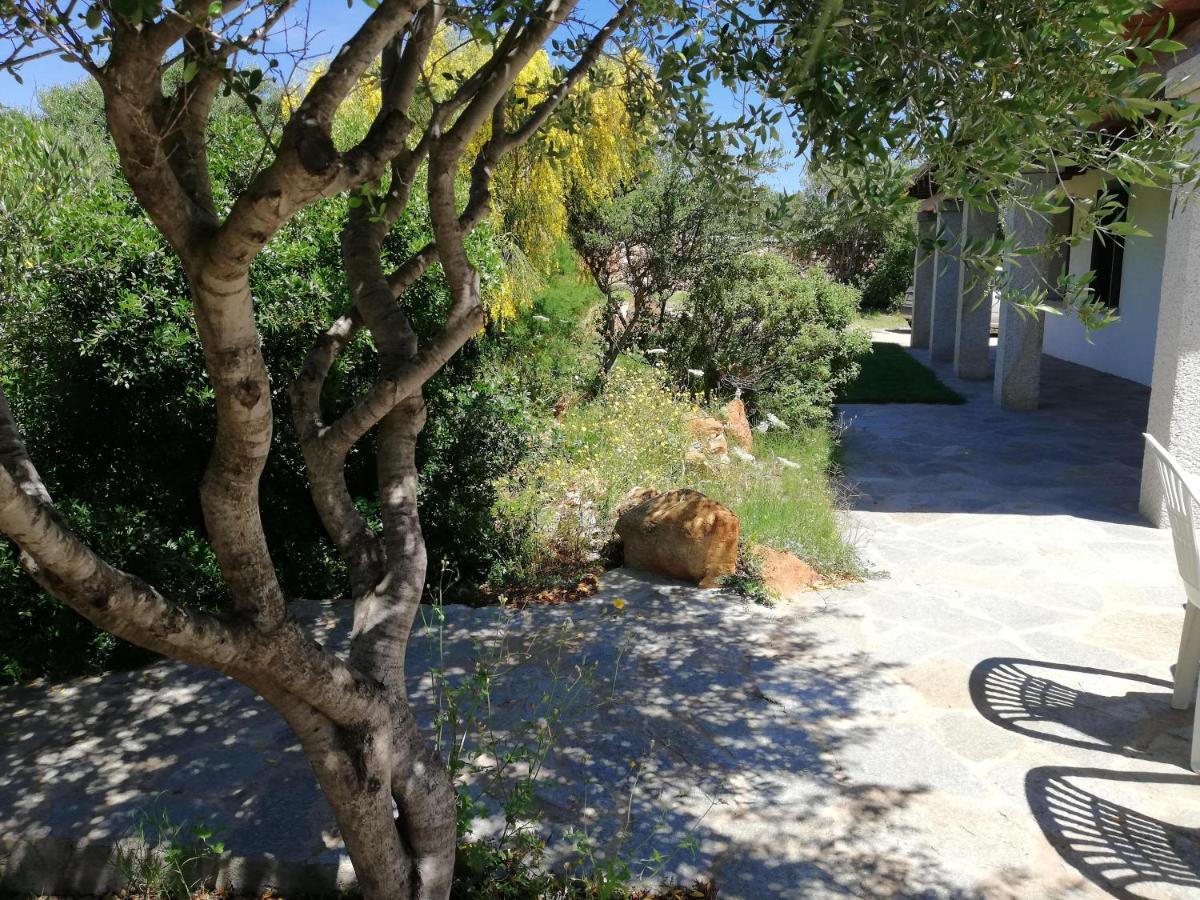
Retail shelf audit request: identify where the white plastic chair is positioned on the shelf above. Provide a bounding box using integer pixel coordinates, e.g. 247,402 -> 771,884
1143,433 -> 1200,771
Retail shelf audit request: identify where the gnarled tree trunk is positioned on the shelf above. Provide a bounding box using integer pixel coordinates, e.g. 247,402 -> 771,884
0,1 -> 635,897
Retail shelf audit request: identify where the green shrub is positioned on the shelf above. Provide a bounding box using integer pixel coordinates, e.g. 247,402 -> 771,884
859,234 -> 915,311
420,364 -> 542,588
665,253 -> 870,426
0,501 -> 220,682
485,242 -> 602,409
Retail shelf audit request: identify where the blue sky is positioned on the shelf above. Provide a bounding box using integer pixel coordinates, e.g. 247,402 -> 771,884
0,1 -> 804,190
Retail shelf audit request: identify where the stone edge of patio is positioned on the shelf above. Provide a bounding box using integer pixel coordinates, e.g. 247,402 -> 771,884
0,833 -> 356,897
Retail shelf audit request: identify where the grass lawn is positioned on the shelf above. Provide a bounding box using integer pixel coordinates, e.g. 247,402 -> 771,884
837,341 -> 965,405
854,310 -> 909,332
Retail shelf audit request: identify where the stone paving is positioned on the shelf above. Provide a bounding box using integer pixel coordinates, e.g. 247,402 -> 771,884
3,332 -> 1200,898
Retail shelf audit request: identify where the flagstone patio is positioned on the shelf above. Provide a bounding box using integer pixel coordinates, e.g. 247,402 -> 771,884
2,333 -> 1198,898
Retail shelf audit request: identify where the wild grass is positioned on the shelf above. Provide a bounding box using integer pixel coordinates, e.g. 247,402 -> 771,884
702,429 -> 861,578
494,358 -> 861,588
490,243 -> 603,407
854,310 -> 909,332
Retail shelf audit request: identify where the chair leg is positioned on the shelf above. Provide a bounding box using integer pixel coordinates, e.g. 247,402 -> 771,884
1192,702 -> 1200,773
1173,603 -> 1200,711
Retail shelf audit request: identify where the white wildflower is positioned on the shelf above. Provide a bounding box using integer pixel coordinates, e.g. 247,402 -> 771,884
731,446 -> 755,463
645,348 -> 667,356
777,456 -> 801,469
532,314 -> 550,323
687,368 -> 705,378
755,421 -> 770,433
766,413 -> 791,431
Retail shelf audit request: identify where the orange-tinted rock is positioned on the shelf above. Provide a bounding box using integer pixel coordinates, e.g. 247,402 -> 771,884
756,546 -> 819,599
686,417 -> 725,440
616,489 -> 739,588
723,399 -> 753,451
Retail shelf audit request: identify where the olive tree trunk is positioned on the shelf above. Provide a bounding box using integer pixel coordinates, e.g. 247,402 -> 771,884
0,1 -> 634,897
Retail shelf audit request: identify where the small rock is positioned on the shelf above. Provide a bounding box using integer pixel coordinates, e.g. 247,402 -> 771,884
687,416 -> 725,440
616,489 -> 739,588
723,398 -> 754,450
756,546 -> 819,599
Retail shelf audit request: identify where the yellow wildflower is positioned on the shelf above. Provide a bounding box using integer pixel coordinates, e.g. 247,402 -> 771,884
612,597 -> 627,610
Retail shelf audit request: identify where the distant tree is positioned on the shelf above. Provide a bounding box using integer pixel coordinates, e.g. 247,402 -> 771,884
568,159 -> 751,382
782,167 -> 915,291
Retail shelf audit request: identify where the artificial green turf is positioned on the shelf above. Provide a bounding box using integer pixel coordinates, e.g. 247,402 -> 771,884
836,341 -> 966,405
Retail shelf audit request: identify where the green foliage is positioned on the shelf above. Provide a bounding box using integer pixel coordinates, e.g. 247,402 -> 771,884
0,109 -> 93,283
778,167 -> 916,312
708,429 -> 861,578
700,1 -> 1200,192
782,168 -> 916,292
110,803 -> 224,900
859,234 -> 915,312
420,364 -> 542,588
0,82 -> 528,679
0,500 -> 219,683
720,541 -> 776,606
665,253 -> 869,425
568,158 -> 753,376
485,243 -> 603,407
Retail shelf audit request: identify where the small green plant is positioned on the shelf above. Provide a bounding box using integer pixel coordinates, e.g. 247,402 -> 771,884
110,803 -> 224,900
721,542 -> 778,606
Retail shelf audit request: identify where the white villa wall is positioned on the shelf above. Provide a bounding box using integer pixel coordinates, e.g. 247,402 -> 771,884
1041,176 -> 1170,386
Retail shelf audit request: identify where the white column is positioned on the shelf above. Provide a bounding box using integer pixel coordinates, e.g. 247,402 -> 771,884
1141,153 -> 1200,524
995,176 -> 1057,410
931,200 -> 963,363
911,210 -> 937,349
955,206 -> 999,380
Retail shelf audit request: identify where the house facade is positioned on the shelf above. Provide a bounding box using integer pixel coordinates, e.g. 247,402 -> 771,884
908,6 -> 1200,526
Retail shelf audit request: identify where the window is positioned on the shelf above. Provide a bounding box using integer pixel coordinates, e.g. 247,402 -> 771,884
1089,184 -> 1129,310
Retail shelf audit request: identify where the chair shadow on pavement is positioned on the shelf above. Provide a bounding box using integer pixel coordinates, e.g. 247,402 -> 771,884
1026,767 -> 1200,900
970,657 -> 1200,899
969,657 -> 1191,765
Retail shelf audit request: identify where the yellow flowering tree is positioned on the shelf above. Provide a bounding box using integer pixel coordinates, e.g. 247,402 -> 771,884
285,37 -> 650,323
424,30 -> 654,320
